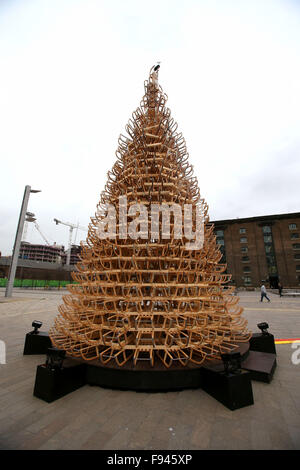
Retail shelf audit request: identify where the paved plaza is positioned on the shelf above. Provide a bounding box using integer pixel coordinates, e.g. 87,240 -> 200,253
0,288 -> 299,450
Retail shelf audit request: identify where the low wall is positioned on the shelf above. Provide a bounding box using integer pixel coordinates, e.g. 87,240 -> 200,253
0,257 -> 75,281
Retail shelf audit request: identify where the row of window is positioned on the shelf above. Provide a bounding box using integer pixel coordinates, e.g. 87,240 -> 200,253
246,224 -> 297,233
239,237 -> 300,247
242,265 -> 300,271
222,223 -> 298,236
241,265 -> 300,279
243,275 -> 300,285
216,227 -> 299,240
242,254 -> 300,261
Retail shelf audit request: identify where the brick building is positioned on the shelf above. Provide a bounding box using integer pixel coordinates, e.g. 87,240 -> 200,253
212,212 -> 300,288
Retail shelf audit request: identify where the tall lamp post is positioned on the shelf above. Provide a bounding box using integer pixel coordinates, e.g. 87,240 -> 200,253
5,185 -> 41,297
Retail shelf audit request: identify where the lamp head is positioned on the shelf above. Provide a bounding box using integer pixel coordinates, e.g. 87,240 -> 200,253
257,322 -> 269,335
31,320 -> 42,334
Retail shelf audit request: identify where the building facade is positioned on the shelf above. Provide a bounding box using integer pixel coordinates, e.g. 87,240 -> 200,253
212,212 -> 300,288
19,242 -> 65,264
18,242 -> 82,265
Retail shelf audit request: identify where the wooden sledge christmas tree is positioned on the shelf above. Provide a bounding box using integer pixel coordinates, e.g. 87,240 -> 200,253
49,65 -> 251,368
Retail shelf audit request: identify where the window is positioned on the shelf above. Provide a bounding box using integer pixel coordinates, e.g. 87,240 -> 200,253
216,230 -> 224,237
262,225 -> 277,275
289,223 -> 297,230
296,266 -> 300,272
239,228 -> 246,234
293,244 -> 300,250
243,266 -> 251,273
240,237 -> 247,243
266,254 -> 276,263
242,256 -> 249,262
244,276 -> 252,285
291,233 -> 300,239
216,238 -> 224,246
241,246 -> 248,253
294,254 -> 300,260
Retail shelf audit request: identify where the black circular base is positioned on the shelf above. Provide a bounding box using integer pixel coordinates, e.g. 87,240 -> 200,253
82,342 -> 250,392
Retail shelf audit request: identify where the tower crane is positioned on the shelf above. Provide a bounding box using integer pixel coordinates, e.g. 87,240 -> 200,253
53,218 -> 88,265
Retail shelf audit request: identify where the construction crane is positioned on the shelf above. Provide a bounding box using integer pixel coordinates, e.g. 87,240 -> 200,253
54,218 -> 88,265
23,212 -> 52,246
34,221 -> 51,245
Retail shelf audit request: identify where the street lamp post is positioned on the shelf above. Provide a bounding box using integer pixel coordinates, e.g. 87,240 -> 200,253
5,185 -> 41,297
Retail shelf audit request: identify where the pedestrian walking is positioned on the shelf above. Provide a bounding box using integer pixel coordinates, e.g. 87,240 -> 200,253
260,284 -> 270,302
278,282 -> 283,297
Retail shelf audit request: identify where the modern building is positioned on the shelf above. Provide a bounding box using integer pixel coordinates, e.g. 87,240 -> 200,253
19,242 -> 65,264
18,242 -> 82,266
212,212 -> 300,288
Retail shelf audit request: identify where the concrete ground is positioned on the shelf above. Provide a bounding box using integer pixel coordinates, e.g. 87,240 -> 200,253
0,288 -> 299,450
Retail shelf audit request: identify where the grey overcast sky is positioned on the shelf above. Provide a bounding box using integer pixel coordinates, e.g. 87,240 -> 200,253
0,0 -> 300,255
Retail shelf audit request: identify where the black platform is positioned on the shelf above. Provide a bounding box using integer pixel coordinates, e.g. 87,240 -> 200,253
86,361 -> 203,392
249,333 -> 276,355
242,351 -> 277,383
31,340 -> 276,409
23,331 -> 52,355
200,364 -> 254,410
33,359 -> 86,403
85,341 -> 249,392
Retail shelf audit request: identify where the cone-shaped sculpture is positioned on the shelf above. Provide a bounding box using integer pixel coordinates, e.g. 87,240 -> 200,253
49,66 -> 251,368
